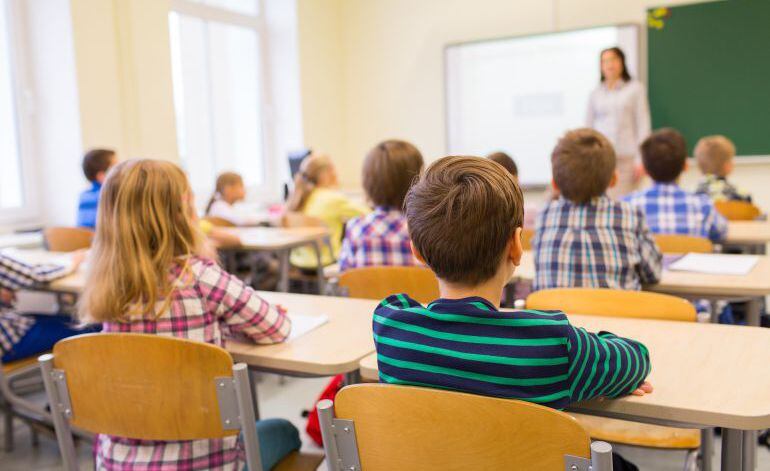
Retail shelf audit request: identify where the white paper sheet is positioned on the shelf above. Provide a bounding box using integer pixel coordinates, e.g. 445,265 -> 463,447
667,253 -> 759,276
286,313 -> 329,341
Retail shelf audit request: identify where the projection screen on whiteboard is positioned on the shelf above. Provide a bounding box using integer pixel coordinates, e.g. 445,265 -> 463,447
445,25 -> 639,186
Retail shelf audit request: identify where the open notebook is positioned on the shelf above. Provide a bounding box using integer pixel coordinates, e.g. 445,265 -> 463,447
667,253 -> 759,276
286,313 -> 329,341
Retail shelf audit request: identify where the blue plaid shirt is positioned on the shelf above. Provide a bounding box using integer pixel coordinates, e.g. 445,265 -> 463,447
76,181 -> 102,229
339,207 -> 418,272
532,195 -> 662,291
624,183 -> 728,242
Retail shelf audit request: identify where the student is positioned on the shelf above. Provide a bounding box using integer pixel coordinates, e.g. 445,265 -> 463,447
339,140 -> 423,271
206,172 -> 263,225
286,153 -> 370,268
0,251 -> 96,363
625,128 -> 728,242
373,157 -> 650,469
532,129 -> 662,291
78,159 -> 299,471
77,148 -> 116,229
694,135 -> 752,202
486,151 -> 518,178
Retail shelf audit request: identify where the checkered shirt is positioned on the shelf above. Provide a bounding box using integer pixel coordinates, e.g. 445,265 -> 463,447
338,207 -> 418,271
624,183 -> 728,242
532,196 -> 662,291
95,256 -> 291,470
695,175 -> 752,203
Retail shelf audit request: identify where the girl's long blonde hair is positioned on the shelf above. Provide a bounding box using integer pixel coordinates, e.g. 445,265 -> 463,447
286,154 -> 333,212
78,159 -> 207,323
205,172 -> 243,215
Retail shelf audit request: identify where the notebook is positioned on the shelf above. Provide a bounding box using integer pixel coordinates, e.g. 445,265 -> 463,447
286,313 -> 329,341
667,253 -> 759,276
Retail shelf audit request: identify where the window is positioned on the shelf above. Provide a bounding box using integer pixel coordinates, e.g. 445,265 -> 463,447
0,0 -> 35,221
169,0 -> 270,196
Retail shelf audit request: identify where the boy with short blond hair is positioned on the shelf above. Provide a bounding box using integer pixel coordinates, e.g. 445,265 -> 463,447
373,156 -> 652,412
694,135 -> 751,202
625,128 -> 728,242
532,128 -> 661,291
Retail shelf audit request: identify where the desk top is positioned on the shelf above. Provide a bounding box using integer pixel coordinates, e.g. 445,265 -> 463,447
0,232 -> 43,249
726,221 -> 770,245
227,292 -> 377,375
513,251 -> 770,297
360,314 -> 770,430
224,227 -> 329,251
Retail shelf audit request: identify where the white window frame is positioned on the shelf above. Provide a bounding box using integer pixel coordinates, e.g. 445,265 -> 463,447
0,0 -> 40,226
168,0 -> 280,204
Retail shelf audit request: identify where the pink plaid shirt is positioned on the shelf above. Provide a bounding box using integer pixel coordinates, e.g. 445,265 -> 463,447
96,256 -> 291,470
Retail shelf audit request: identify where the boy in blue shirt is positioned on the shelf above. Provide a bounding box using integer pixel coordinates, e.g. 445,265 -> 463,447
76,149 -> 116,229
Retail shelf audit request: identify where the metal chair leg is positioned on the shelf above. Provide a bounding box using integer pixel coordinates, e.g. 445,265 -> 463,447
4,407 -> 13,451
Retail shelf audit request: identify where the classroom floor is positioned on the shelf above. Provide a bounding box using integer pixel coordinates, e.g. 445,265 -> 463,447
0,373 -> 768,470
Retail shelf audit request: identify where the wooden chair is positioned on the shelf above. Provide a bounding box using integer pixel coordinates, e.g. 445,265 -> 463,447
0,356 -> 52,451
715,200 -> 761,221
653,234 -> 713,254
202,216 -> 236,228
39,333 -> 323,471
521,228 -> 534,250
526,288 -> 702,465
317,383 -> 613,471
338,266 -> 439,304
43,227 -> 93,252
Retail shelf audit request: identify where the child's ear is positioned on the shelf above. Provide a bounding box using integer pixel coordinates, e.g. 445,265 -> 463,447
95,171 -> 107,183
410,242 -> 427,265
683,158 -> 689,172
551,179 -> 559,193
608,170 -> 618,188
510,227 -> 523,266
724,159 -> 734,175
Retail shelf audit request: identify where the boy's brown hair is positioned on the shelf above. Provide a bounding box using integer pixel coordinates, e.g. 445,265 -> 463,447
363,140 -> 424,209
405,156 -> 523,286
694,135 -> 736,177
551,129 -> 616,204
641,128 -> 688,183
486,151 -> 518,178
82,148 -> 116,182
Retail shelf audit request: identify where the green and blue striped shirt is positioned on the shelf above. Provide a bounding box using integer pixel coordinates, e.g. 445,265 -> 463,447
373,294 -> 651,409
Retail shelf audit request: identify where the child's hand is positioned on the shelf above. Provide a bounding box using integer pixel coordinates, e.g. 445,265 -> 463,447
0,288 -> 15,306
631,381 -> 653,396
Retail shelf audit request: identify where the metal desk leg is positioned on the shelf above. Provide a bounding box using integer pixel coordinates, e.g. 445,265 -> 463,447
312,240 -> 326,295
722,428 -> 744,470
344,370 -> 361,386
278,250 -> 290,292
743,430 -> 757,470
701,428 -> 713,471
248,369 -> 261,420
747,298 -> 761,327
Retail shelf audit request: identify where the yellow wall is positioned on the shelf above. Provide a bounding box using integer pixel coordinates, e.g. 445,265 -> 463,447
296,0 -> 770,209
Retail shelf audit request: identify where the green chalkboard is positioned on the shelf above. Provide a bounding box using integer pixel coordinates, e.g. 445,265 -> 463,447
648,0 -> 770,156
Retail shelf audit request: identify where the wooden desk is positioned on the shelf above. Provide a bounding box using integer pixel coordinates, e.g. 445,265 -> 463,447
513,251 -> 770,325
359,315 -> 770,470
726,221 -> 770,249
223,227 -> 331,293
0,232 -> 43,249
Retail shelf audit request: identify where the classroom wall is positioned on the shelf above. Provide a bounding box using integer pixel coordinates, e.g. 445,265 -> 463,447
296,0 -> 770,210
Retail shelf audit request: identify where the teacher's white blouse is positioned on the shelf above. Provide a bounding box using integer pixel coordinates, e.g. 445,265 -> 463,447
586,79 -> 651,158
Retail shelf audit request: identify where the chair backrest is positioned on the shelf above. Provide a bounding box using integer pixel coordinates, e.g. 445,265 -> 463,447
323,384 -> 596,471
521,228 -> 534,250
653,234 -> 713,254
526,288 -> 696,322
43,227 -> 93,252
281,211 -> 325,228
714,200 -> 761,221
49,333 -> 239,439
338,266 -> 439,304
202,216 -> 236,228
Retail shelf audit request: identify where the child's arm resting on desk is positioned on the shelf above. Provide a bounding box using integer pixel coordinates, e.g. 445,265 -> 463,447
197,259 -> 292,344
0,252 -> 79,290
566,325 -> 651,403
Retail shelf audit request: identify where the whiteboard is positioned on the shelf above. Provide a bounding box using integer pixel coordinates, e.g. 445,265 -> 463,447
446,25 -> 639,186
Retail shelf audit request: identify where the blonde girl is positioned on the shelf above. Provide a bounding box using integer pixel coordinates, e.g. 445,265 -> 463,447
286,153 -> 370,268
79,159 -> 299,471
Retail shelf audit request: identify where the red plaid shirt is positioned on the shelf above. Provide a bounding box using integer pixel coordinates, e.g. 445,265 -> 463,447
96,256 -> 291,470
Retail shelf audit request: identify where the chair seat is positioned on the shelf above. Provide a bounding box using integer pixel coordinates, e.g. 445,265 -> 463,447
571,414 -> 701,449
273,451 -> 325,471
3,355 -> 43,375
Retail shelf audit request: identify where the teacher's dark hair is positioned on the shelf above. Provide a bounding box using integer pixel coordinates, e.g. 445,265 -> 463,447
600,47 -> 631,82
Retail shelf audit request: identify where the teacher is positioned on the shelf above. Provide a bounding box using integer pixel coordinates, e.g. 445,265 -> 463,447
586,47 -> 651,198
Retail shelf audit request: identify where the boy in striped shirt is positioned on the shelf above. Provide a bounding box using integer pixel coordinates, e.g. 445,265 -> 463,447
373,156 -> 653,410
